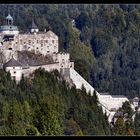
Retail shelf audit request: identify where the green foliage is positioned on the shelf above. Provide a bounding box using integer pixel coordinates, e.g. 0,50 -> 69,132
0,69 -> 111,135
133,112 -> 140,135
122,101 -> 134,118
114,117 -> 126,135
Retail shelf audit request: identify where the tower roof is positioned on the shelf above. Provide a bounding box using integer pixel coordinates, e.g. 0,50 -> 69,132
133,97 -> 139,102
4,58 -> 22,67
30,19 -> 38,29
6,14 -> 13,20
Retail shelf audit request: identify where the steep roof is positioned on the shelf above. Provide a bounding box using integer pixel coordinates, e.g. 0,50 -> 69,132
4,58 -> 22,67
29,19 -> 38,29
6,14 -> 13,20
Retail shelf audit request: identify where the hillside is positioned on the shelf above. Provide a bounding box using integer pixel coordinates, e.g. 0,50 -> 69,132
0,68 -> 111,135
0,4 -> 139,98
0,68 -> 140,135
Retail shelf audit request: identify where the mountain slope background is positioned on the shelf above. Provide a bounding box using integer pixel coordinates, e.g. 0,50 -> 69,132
0,4 -> 140,98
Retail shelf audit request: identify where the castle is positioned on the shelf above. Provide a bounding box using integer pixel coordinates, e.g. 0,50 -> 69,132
0,14 -> 139,123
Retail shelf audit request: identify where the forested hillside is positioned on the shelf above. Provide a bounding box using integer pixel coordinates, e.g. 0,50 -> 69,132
0,69 -> 111,135
0,4 -> 140,99
0,68 -> 140,135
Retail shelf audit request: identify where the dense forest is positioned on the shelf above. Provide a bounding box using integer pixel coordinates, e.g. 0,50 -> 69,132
0,69 -> 110,135
0,4 -> 139,98
0,68 -> 140,135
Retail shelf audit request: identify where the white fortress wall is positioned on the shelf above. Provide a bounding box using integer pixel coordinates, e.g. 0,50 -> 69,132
69,68 -> 98,96
5,66 -> 22,81
29,63 -> 60,74
99,95 -> 129,110
3,50 -> 13,61
68,68 -> 133,122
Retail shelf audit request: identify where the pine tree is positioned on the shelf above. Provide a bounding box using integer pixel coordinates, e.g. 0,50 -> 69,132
114,117 -> 126,135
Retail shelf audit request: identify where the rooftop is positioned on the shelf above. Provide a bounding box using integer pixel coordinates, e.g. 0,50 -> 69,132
3,58 -> 22,67
29,19 -> 38,29
111,95 -> 127,98
114,111 -> 124,117
6,14 -> 13,20
100,92 -> 110,95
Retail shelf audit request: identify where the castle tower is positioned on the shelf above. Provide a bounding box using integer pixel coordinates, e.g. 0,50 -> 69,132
0,14 -> 19,36
29,19 -> 39,34
6,14 -> 13,25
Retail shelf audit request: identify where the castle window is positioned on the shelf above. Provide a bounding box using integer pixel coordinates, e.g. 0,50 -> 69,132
28,40 -> 31,44
14,71 -> 16,74
37,40 -> 39,43
41,44 -> 43,47
28,47 -> 30,49
52,40 -> 54,43
36,47 -> 39,50
13,67 -> 15,69
47,51 -> 50,53
41,40 -> 43,43
46,40 -> 48,43
15,42 -> 18,44
24,42 -> 26,44
9,48 -> 12,50
32,42 -> 34,44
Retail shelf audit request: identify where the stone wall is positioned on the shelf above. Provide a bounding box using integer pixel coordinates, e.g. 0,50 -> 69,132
1,30 -> 59,56
52,53 -> 74,69
28,63 -> 60,74
65,68 -> 132,122
5,66 -> 22,81
13,31 -> 59,55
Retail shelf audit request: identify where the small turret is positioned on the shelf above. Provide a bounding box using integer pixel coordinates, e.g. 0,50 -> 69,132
6,14 -> 13,25
0,14 -> 19,36
29,19 -> 39,34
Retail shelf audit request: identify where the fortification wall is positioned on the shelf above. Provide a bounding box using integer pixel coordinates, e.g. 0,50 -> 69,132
68,68 -> 131,122
29,63 -> 60,74
52,53 -> 74,69
5,66 -> 22,81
